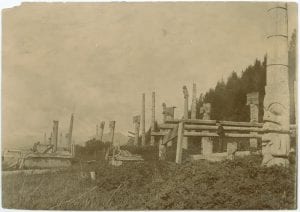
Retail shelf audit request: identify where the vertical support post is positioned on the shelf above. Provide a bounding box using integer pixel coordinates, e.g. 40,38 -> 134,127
294,81 -> 297,123
158,139 -> 166,160
182,86 -> 189,149
160,103 -> 169,151
141,93 -> 146,146
247,92 -> 259,151
162,103 -> 176,147
151,92 -> 156,146
52,120 -> 59,153
262,3 -> 290,166
44,132 -> 47,145
133,115 -> 140,146
201,103 -> 213,155
68,114 -> 74,154
49,132 -> 52,146
162,103 -> 167,123
99,121 -> 105,142
109,121 -> 116,148
191,83 -> 197,119
175,121 -> 184,164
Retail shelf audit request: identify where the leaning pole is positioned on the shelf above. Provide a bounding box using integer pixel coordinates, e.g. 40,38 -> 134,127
262,3 -> 290,167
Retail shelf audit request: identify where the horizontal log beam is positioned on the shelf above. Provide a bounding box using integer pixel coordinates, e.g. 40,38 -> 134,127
166,119 -> 263,127
157,123 -> 177,129
151,132 -> 168,136
184,131 -> 262,139
185,125 -> 263,132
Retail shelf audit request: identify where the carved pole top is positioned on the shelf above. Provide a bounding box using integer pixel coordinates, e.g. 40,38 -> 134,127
100,121 -> 105,129
109,121 -> 116,129
183,86 -> 189,98
247,92 -> 259,106
133,115 -> 141,124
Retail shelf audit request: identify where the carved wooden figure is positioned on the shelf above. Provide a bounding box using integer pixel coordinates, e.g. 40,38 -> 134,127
247,92 -> 259,151
262,3 -> 290,167
133,115 -> 140,146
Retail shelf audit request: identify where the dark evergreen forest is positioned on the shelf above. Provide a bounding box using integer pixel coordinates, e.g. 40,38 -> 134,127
196,30 -> 297,124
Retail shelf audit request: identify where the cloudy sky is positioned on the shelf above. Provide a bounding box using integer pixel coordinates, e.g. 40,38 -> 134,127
2,2 -> 297,148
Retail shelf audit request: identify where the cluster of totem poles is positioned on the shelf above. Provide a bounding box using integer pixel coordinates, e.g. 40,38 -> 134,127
43,114 -> 75,156
130,3 -> 296,167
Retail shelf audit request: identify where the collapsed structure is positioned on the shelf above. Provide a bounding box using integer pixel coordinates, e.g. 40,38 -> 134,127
3,114 -> 75,169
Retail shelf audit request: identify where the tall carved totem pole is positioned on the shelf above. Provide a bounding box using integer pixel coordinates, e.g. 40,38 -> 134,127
182,86 -> 189,149
262,3 -> 290,166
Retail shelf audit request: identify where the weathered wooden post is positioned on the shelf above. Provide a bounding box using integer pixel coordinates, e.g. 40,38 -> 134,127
99,121 -> 105,141
44,132 -> 47,145
162,103 -> 176,147
151,92 -> 156,146
68,114 -> 74,154
294,81 -> 297,123
52,120 -> 59,152
49,132 -> 52,145
109,120 -> 116,147
182,86 -> 189,149
158,140 -> 167,160
133,115 -> 140,146
175,121 -> 184,164
247,92 -> 259,151
191,83 -> 197,119
96,124 -> 99,140
159,104 -> 168,160
201,103 -> 213,155
141,93 -> 146,146
262,3 -> 290,166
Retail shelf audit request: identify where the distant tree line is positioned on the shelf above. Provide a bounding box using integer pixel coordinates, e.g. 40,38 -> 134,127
196,30 -> 297,124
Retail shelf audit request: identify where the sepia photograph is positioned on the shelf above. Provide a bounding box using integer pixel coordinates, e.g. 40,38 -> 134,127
1,1 -> 298,210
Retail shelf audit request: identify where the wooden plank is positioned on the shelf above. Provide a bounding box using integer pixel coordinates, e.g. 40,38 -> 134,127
151,132 -> 168,136
157,123 -> 177,129
166,120 -> 297,129
184,131 -> 262,139
185,125 -> 263,132
175,122 -> 184,164
166,119 -> 263,127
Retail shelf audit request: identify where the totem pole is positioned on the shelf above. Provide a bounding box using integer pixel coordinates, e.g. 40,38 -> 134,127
52,120 -> 59,152
262,3 -> 290,167
141,93 -> 146,146
99,121 -> 105,142
200,103 -> 213,155
182,86 -> 189,149
191,83 -> 197,119
68,114 -> 74,155
247,92 -> 259,151
109,121 -> 116,147
133,115 -> 140,146
151,92 -> 156,146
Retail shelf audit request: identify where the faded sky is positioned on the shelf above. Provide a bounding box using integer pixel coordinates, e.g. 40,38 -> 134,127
2,2 -> 297,148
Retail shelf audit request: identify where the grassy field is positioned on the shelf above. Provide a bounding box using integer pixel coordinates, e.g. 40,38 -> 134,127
2,148 -> 297,210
